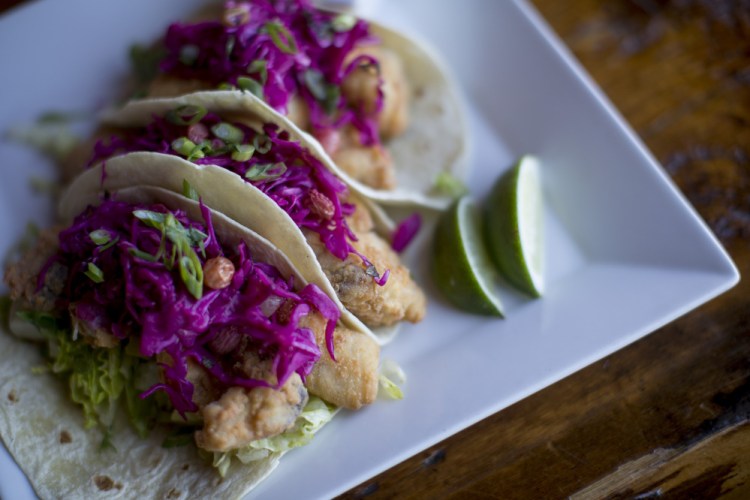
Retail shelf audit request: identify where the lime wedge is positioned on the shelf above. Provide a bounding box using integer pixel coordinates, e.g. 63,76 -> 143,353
431,197 -> 504,317
485,155 -> 544,297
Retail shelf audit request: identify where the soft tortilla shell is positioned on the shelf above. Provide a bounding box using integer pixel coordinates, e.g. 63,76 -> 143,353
0,187 -> 323,499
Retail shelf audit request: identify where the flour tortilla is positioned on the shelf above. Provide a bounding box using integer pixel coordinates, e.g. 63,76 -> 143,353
2,186 -> 338,499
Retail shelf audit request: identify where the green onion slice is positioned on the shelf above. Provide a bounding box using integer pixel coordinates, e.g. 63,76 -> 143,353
211,122 -> 244,144
252,134 -> 272,154
237,77 -> 264,99
131,210 -> 206,298
133,210 -> 167,229
182,179 -> 199,201
231,144 -> 256,162
171,137 -> 198,157
165,105 -> 207,126
179,44 -> 199,66
89,229 -> 111,246
331,14 -> 357,32
303,69 -> 340,115
179,253 -> 204,300
246,59 -> 268,85
265,21 -> 298,54
244,162 -> 287,181
225,35 -> 236,58
84,262 -> 105,283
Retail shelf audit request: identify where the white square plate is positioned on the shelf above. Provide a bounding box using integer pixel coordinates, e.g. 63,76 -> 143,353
0,0 -> 738,498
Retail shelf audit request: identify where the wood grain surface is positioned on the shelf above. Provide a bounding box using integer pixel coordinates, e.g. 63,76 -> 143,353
341,1 -> 750,498
1,0 -> 747,498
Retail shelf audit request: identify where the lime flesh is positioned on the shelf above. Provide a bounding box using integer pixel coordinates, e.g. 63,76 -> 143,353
431,197 -> 504,316
485,155 -> 544,297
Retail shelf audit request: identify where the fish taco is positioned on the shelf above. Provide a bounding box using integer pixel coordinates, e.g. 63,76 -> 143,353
2,184 -> 386,498
128,0 -> 468,208
69,90 -> 427,344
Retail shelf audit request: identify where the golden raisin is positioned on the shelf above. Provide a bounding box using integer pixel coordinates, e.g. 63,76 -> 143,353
307,189 -> 335,220
204,257 -> 235,290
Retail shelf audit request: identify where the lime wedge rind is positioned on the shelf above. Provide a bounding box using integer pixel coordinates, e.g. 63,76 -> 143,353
517,156 -> 544,294
485,155 -> 544,298
431,197 -> 504,317
460,200 -> 505,315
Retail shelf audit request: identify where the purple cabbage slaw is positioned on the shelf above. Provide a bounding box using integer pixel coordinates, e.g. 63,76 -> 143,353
48,199 -> 339,415
158,0 -> 384,146
90,111 -> 389,285
391,213 -> 421,253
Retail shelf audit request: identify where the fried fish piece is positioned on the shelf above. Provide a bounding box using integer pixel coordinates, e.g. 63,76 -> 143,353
195,349 -> 308,453
301,312 -> 380,410
328,126 -> 396,190
341,45 -> 410,139
4,227 -> 65,314
195,379 -> 307,452
304,200 -> 426,328
312,231 -> 426,327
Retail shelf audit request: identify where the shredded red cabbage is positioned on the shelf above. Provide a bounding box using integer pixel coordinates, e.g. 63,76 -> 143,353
391,213 -> 421,253
158,0 -> 383,145
50,199 -> 339,415
90,112 -> 389,284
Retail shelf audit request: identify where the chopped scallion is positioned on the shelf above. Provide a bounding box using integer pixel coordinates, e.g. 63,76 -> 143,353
231,144 -> 256,162
303,69 -> 340,115
252,134 -> 272,154
246,59 -> 268,85
265,21 -> 298,54
237,76 -> 264,99
211,122 -> 244,144
171,137 -> 201,158
165,105 -> 207,126
84,262 -> 105,283
179,254 -> 203,300
89,229 -> 111,246
244,162 -> 287,181
179,44 -> 199,66
182,179 -> 199,201
331,14 -> 357,32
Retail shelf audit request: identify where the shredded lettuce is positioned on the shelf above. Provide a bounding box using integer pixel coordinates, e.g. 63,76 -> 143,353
378,358 -> 406,400
432,171 -> 469,200
212,396 -> 336,477
17,310 -> 161,439
378,374 -> 404,400
6,122 -> 79,163
20,311 -> 126,430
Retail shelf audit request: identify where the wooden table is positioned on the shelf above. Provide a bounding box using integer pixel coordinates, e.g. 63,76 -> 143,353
341,1 -> 750,498
2,0 -> 747,497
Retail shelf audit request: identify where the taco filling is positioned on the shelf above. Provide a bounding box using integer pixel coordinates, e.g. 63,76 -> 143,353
88,106 -> 426,328
141,0 -> 409,191
90,111 -> 370,267
2,195 -> 381,465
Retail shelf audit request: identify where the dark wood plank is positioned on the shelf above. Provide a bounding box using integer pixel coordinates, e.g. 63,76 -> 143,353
573,421 -> 750,499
